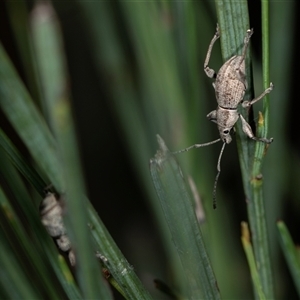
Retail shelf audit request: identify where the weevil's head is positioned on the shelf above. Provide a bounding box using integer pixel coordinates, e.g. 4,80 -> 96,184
219,128 -> 232,144
216,107 -> 238,144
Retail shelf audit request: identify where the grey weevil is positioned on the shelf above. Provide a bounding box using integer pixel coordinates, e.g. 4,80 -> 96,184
40,190 -> 76,266
175,24 -> 274,208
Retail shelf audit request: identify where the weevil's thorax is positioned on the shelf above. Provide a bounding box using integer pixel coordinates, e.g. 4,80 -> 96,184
214,55 -> 247,109
216,106 -> 239,144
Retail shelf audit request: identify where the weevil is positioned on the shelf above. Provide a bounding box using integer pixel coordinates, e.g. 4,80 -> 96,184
175,24 -> 273,208
40,190 -> 76,266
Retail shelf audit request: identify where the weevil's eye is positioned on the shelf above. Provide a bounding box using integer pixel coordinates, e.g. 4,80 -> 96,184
222,129 -> 232,144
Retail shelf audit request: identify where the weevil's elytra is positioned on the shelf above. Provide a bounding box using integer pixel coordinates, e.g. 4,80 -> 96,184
174,24 -> 274,208
40,191 -> 76,266
214,56 -> 247,109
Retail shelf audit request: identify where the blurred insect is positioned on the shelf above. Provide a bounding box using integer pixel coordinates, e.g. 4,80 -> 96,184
39,190 -> 75,266
175,24 -> 273,208
40,192 -> 128,295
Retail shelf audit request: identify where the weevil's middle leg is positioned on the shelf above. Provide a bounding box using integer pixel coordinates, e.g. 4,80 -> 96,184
204,24 -> 220,78
242,82 -> 274,108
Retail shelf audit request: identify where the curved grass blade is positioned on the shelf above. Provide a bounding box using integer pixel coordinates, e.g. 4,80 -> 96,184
0,42 -> 63,191
30,3 -> 112,298
88,203 -> 153,300
277,221 -> 300,296
0,128 -> 46,193
150,135 -> 220,299
241,222 -> 266,300
0,186 -> 69,299
0,230 -> 42,299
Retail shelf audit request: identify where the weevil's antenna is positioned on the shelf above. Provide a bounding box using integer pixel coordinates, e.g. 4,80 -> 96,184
173,138 -> 221,154
213,141 -> 226,209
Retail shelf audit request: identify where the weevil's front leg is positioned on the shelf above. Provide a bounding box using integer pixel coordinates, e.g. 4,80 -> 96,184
240,114 -> 273,144
241,29 -> 254,61
242,83 -> 274,108
236,29 -> 254,72
204,24 -> 220,78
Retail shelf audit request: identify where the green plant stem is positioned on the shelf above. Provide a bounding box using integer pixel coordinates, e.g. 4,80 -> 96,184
241,222 -> 266,300
215,0 -> 274,298
248,1 -> 274,298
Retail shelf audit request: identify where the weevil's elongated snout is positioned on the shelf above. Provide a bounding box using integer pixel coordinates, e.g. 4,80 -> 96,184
220,132 -> 232,144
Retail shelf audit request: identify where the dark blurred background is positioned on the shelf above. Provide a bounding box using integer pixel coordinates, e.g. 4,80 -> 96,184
1,1 -> 299,298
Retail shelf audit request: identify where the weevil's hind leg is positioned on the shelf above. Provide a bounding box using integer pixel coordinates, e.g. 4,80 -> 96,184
242,83 -> 274,108
240,114 -> 273,144
204,24 -> 220,79
173,138 -> 221,154
213,142 -> 226,209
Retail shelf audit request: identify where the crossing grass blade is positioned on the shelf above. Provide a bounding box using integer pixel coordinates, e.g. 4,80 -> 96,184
277,221 -> 300,296
150,135 -> 221,299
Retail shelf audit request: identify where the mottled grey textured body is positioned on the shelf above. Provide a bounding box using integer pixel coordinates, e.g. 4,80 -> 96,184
215,55 -> 246,109
40,192 -> 75,266
175,24 -> 274,208
204,24 -> 273,144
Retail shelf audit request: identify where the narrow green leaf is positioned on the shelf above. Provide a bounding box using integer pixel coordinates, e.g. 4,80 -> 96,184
79,2 -> 188,292
0,187 -> 65,299
0,122 -> 150,299
215,1 -> 274,298
30,3 -> 111,298
250,1 -> 274,297
88,203 -> 153,300
0,145 -> 82,299
0,128 -> 46,193
0,42 -> 63,191
241,222 -> 266,300
0,231 -> 41,299
277,221 -> 300,296
150,135 -> 220,299
0,120 -> 151,298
